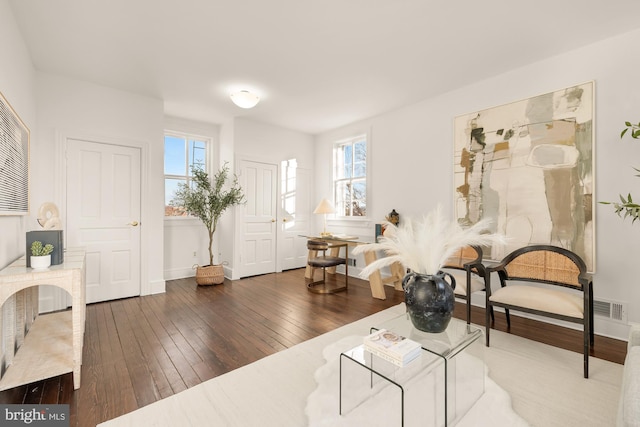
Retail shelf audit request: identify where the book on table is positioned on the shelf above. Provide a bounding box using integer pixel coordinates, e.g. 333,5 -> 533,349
363,329 -> 421,367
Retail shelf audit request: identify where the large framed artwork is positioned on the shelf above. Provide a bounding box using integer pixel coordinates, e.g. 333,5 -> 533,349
0,91 -> 30,215
453,82 -> 595,271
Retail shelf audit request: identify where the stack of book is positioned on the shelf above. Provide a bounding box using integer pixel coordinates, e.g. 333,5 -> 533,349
363,329 -> 422,367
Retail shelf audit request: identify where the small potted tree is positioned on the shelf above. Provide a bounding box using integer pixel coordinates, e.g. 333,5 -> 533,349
170,162 -> 245,285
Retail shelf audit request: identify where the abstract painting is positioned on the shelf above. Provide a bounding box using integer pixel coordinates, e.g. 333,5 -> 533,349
453,82 -> 594,271
0,91 -> 29,215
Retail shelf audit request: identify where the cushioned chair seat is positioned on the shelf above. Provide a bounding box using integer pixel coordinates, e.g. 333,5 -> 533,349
490,285 -> 583,319
442,268 -> 486,297
308,256 -> 346,268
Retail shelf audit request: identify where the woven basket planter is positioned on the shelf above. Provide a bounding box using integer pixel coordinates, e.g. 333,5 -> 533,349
194,264 -> 225,285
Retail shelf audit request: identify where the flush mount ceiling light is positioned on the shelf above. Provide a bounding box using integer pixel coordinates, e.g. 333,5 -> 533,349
230,90 -> 260,109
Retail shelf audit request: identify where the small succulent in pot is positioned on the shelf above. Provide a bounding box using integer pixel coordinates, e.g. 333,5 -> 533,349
31,241 -> 54,257
30,240 -> 54,270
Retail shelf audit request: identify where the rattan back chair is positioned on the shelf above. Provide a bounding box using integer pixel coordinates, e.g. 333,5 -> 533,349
441,245 -> 490,324
484,244 -> 594,378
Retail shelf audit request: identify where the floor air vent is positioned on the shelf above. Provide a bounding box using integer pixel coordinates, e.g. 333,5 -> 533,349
593,298 -> 627,323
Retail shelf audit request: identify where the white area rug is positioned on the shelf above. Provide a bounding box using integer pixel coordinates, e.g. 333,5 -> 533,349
305,335 -> 528,427
98,303 -> 623,427
484,328 -> 623,427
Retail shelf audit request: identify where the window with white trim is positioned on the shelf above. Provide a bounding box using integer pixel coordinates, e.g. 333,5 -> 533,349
333,135 -> 367,217
164,132 -> 208,216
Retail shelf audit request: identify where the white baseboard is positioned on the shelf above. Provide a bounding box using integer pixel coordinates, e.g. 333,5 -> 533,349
147,279 -> 166,295
164,268 -> 196,281
223,264 -> 232,279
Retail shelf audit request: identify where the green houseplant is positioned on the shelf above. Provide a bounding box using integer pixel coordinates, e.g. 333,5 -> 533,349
601,121 -> 640,223
30,240 -> 54,270
170,162 -> 245,285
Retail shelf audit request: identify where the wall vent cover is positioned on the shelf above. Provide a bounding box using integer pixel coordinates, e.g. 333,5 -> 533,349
593,298 -> 627,323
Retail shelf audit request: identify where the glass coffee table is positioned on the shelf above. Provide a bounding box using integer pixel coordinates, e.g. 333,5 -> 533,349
340,314 -> 484,427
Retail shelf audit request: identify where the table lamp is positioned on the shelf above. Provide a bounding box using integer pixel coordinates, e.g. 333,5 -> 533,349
313,198 -> 335,237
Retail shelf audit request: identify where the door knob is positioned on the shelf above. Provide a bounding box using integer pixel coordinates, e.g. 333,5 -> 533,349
283,218 -> 288,222
271,218 -> 276,223
128,221 -> 139,227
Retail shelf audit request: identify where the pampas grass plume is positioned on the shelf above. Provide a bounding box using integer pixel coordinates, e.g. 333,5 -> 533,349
353,205 -> 505,278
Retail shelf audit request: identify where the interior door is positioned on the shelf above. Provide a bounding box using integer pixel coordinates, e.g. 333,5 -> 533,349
66,138 -> 142,303
278,161 -> 311,271
239,159 -> 277,277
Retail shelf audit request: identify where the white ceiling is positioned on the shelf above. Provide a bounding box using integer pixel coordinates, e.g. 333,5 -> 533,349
9,0 -> 640,135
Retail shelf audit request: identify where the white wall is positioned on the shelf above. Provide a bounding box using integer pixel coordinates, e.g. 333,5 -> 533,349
163,117 -> 316,280
0,0 -> 168,304
316,28 -> 640,340
0,0 -> 35,269
230,118 -> 315,278
234,118 -> 316,168
0,0 -> 34,368
163,116 -> 220,280
35,72 -> 166,305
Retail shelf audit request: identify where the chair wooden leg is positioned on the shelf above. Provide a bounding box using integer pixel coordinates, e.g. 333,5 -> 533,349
584,327 -> 589,378
485,302 -> 491,347
485,276 -> 491,347
307,267 -> 347,294
584,303 -> 591,378
345,254 -> 348,291
590,304 -> 595,346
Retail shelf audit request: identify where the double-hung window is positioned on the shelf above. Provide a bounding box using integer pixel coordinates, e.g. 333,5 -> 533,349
333,135 -> 367,217
164,132 -> 208,216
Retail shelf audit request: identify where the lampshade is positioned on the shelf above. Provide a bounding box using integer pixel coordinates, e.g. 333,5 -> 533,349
313,198 -> 335,214
230,90 -> 260,109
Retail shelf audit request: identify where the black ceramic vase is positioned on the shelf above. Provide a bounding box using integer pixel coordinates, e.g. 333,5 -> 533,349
402,271 -> 456,333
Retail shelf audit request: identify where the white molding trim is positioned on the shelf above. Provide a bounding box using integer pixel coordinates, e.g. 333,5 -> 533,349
164,268 -> 196,281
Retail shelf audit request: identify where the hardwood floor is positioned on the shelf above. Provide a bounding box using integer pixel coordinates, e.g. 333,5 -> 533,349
0,268 -> 627,426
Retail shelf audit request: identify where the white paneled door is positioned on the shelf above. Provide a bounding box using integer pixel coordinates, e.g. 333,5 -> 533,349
66,139 -> 141,303
239,159 -> 277,277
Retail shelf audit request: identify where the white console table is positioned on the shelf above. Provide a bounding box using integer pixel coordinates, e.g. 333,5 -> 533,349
0,248 -> 86,391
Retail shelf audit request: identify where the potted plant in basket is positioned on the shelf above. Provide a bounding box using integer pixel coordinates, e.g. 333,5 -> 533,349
353,205 -> 504,332
170,162 -> 245,285
31,240 -> 54,270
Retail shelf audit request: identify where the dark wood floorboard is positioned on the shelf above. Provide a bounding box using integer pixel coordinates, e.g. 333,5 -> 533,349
0,268 -> 627,426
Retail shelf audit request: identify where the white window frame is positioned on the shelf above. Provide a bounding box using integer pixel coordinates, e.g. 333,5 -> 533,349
163,131 -> 211,219
332,134 -> 368,219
